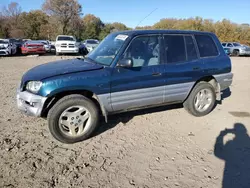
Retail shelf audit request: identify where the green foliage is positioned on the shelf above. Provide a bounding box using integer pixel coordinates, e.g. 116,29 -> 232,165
81,14 -> 103,40
151,17 -> 250,45
19,10 -> 49,39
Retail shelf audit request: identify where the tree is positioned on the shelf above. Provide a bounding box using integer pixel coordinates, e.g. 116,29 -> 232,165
43,0 -> 82,34
19,10 -> 49,39
2,2 -> 22,24
81,14 -> 104,39
0,2 -> 22,38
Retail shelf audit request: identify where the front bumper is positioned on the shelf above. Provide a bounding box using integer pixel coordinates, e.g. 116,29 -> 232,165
56,47 -> 79,53
17,89 -> 47,117
0,49 -> 10,56
239,50 -> 250,56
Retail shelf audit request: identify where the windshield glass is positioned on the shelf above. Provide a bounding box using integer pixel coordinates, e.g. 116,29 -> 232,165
87,33 -> 129,66
0,40 -> 8,44
57,36 -> 75,41
233,43 -> 241,47
86,40 -> 99,44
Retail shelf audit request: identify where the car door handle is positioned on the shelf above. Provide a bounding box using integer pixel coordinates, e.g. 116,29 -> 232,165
152,72 -> 162,76
193,67 -> 200,71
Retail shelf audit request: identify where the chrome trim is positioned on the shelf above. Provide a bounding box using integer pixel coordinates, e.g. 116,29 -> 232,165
17,89 -> 47,117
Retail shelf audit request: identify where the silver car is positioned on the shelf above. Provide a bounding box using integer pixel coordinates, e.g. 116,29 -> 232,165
222,42 -> 250,56
83,39 -> 99,52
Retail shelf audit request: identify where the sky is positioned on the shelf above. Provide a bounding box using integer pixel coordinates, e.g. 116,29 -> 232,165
1,0 -> 250,28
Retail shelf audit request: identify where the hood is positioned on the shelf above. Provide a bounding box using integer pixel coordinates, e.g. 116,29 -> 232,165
22,58 -> 103,82
0,44 -> 9,49
242,45 -> 250,50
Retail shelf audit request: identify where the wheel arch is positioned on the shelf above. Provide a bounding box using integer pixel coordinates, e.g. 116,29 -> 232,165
185,76 -> 221,102
41,89 -> 108,122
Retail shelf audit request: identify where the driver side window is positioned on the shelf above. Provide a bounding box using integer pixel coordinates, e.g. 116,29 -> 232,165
122,35 -> 160,67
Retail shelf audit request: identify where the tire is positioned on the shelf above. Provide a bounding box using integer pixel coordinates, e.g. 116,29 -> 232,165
56,52 -> 60,56
183,82 -> 216,117
233,50 -> 240,57
48,94 -> 99,143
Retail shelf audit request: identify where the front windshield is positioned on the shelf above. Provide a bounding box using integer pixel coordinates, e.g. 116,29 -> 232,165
87,33 -> 129,66
57,36 -> 75,41
87,40 -> 99,44
0,40 -> 8,44
233,43 -> 241,47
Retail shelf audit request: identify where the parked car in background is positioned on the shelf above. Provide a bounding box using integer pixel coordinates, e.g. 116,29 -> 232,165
36,40 -> 51,52
83,39 -> 99,52
21,41 -> 46,55
79,42 -> 88,55
8,38 -> 23,54
222,42 -> 250,56
0,39 -> 17,56
55,35 -> 79,55
17,30 -> 233,143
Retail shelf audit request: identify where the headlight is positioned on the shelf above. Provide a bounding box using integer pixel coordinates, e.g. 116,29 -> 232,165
26,81 -> 42,93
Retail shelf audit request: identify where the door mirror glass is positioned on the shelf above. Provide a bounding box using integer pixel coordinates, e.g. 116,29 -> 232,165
117,58 -> 133,68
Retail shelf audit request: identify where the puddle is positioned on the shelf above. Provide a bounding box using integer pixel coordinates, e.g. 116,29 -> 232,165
229,111 -> 250,118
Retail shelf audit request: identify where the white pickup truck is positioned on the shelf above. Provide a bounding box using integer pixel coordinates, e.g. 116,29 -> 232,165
55,35 -> 79,55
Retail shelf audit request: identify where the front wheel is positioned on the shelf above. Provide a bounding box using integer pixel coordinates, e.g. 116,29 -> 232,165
48,94 -> 99,143
233,50 -> 240,57
183,82 -> 216,117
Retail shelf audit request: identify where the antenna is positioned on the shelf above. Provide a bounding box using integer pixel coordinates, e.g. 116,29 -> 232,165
135,8 -> 158,28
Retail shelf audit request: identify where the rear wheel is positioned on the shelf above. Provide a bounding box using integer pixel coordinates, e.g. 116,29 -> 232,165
48,94 -> 99,143
233,50 -> 240,57
183,82 -> 216,117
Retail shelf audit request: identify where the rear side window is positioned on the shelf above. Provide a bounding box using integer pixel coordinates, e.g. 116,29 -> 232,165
195,35 -> 218,57
184,36 -> 198,61
164,35 -> 186,63
222,43 -> 226,47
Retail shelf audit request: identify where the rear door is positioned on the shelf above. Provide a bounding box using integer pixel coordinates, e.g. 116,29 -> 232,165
110,35 -> 165,111
163,34 -> 204,103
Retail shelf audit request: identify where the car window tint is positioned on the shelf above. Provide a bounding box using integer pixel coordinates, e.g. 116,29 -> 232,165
227,43 -> 233,47
123,35 -> 160,67
164,35 -> 186,63
195,35 -> 218,57
185,36 -> 198,61
222,43 -> 226,47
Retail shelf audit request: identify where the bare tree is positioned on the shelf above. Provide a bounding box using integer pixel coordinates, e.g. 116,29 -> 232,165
2,2 -> 22,24
43,0 -> 82,34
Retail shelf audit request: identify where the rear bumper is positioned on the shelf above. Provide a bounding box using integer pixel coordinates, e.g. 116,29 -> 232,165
214,72 -> 233,91
17,89 -> 47,117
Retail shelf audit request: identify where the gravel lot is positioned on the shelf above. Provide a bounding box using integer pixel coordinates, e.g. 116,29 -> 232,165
0,55 -> 249,188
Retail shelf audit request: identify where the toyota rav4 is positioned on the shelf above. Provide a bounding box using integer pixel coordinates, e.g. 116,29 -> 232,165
17,30 -> 233,143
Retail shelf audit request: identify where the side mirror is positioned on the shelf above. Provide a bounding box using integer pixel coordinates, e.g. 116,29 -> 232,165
117,58 -> 133,68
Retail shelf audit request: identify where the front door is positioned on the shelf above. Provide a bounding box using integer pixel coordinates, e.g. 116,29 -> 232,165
110,35 -> 165,111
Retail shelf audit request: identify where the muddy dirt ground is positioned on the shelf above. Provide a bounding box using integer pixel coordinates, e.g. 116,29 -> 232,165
0,55 -> 249,188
